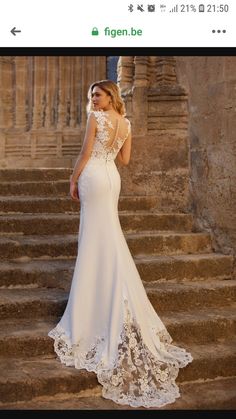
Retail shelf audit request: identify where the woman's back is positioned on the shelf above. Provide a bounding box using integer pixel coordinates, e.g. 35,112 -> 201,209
90,110 -> 131,161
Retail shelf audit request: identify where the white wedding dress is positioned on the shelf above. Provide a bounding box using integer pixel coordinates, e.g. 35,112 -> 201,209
48,110 -> 193,408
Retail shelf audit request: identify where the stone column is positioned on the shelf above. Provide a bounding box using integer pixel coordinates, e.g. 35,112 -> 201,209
57,56 -> 70,129
117,56 -> 134,93
69,56 -> 77,128
132,56 -> 149,135
45,56 -> 58,129
15,56 -> 28,129
156,57 -> 177,85
0,57 -> 14,129
117,56 -> 134,120
148,56 -> 188,130
80,57 -> 90,128
32,56 -> 47,129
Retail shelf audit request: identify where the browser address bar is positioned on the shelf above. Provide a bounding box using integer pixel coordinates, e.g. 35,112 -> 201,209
0,0 -> 235,47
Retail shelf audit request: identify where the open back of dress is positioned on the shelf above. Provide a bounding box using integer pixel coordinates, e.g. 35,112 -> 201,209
89,110 -> 131,161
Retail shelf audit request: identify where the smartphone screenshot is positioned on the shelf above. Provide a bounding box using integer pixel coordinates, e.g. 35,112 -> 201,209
0,0 -> 235,412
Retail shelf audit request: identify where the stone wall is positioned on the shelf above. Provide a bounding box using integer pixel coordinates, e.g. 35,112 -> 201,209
118,56 -> 191,213
175,56 -> 236,267
0,56 -> 106,168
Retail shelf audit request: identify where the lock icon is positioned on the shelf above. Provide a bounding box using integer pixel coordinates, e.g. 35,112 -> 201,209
92,27 -> 99,36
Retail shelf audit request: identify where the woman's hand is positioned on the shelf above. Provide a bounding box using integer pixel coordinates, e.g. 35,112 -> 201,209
70,180 -> 79,202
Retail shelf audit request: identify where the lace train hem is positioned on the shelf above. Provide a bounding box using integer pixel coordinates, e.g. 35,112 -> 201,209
48,302 -> 193,408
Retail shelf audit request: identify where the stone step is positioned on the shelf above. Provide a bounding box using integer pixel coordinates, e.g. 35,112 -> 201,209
0,339 -> 235,404
0,281 -> 234,319
146,279 -> 236,314
0,319 -> 55,358
137,253 -> 233,282
0,212 -> 194,235
0,180 -> 70,196
0,179 -> 189,212
0,232 -> 212,260
0,302 -> 235,359
163,305 -> 236,344
0,195 -> 158,213
155,377 -> 236,410
0,172 -> 189,211
0,282 -> 235,337
0,168 -> 72,182
0,356 -> 97,404
0,259 -> 74,289
0,178 -> 182,201
1,376 -> 235,410
0,288 -> 66,320
0,253 -> 233,289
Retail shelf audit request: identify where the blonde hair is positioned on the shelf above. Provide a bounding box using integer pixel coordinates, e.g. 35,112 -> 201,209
87,80 -> 126,116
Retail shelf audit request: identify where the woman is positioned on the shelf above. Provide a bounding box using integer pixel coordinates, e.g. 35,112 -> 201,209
48,80 -> 193,408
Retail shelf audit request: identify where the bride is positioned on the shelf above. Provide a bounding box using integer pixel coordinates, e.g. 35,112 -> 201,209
48,79 -> 193,408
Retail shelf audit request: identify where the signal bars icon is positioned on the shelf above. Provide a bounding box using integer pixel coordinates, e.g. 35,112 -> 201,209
170,5 -> 178,13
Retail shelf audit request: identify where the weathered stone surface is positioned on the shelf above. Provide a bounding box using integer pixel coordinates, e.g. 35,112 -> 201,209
119,138 -> 191,212
0,212 -> 194,235
0,168 -> 73,182
0,180 -> 70,196
136,253 -> 233,282
1,278 -> 236,316
1,377 -> 235,410
1,281 -> 235,347
0,319 -> 56,358
0,253 -> 233,290
0,340 -> 235,404
164,307 -> 236,344
0,174 -> 191,212
0,357 -> 98,404
175,56 -> 236,276
0,195 -> 158,213
0,259 -> 74,289
0,231 -> 212,260
0,288 -> 67,319
144,132 -> 189,172
146,280 -> 236,313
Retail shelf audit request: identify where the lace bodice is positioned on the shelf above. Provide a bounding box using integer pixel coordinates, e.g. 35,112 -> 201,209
89,110 -> 131,162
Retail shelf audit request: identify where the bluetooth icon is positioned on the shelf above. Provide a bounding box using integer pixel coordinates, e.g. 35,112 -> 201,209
128,4 -> 134,12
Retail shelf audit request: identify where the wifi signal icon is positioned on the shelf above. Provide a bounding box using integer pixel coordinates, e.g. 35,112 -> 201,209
170,5 -> 178,12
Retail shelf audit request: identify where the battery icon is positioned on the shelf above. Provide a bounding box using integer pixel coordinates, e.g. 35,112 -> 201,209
199,4 -> 205,12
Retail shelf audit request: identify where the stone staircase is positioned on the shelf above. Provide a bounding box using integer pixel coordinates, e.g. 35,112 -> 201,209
0,168 -> 235,410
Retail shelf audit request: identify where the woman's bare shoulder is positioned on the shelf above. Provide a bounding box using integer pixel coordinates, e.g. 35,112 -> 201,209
123,117 -> 131,130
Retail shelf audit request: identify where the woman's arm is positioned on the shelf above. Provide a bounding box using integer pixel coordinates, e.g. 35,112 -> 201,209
115,130 -> 132,166
70,113 -> 97,183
